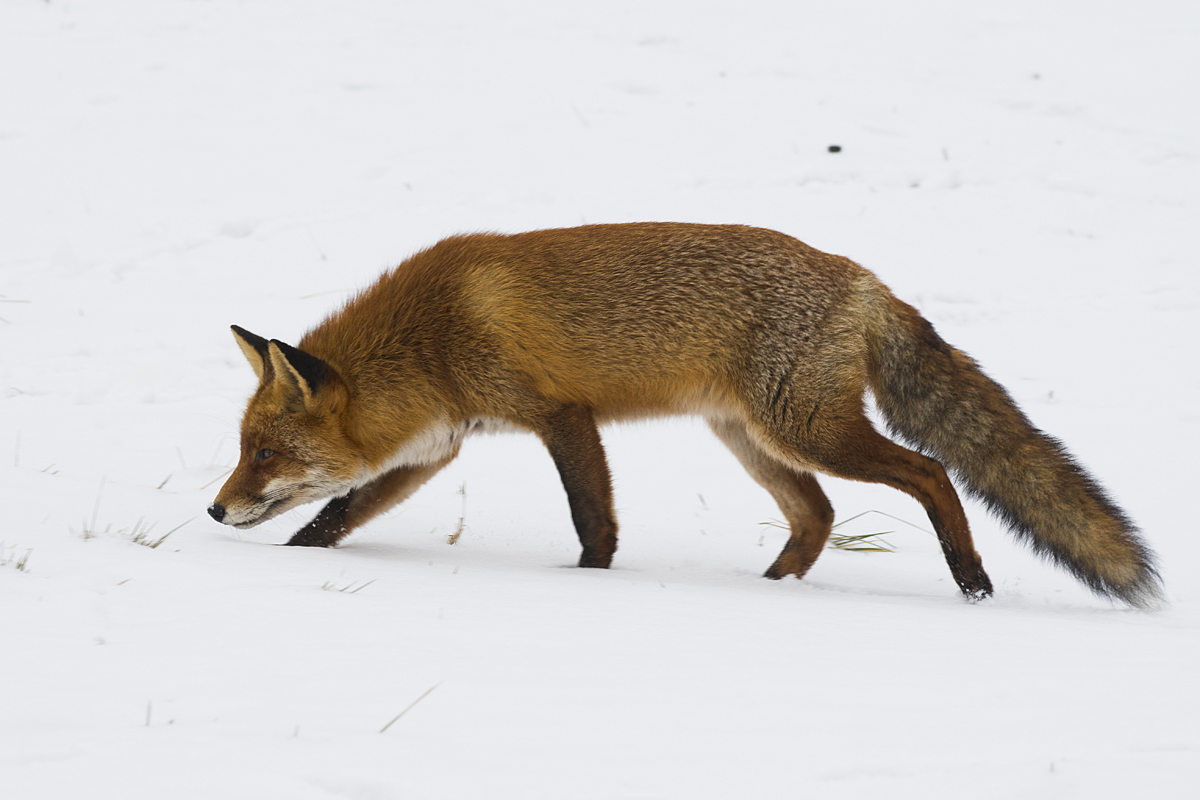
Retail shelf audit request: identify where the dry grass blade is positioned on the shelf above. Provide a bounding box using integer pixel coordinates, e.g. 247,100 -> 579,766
198,467 -> 234,491
380,683 -> 442,733
88,477 -> 107,538
2,544 -> 33,572
132,516 -> 194,548
760,508 -> 928,553
447,482 -> 466,545
322,579 -> 377,593
832,509 -> 933,536
828,530 -> 896,552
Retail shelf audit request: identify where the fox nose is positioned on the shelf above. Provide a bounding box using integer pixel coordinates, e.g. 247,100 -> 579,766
207,503 -> 226,523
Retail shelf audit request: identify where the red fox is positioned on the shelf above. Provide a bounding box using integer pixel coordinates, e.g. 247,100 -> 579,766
208,223 -> 1161,607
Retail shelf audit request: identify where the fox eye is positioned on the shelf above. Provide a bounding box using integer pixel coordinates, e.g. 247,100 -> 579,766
255,448 -> 277,462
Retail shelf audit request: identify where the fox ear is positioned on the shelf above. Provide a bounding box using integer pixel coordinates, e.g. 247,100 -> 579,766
231,325 -> 273,383
267,339 -> 344,415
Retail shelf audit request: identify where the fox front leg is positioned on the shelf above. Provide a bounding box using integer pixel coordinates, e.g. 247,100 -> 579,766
285,454 -> 457,547
285,493 -> 353,547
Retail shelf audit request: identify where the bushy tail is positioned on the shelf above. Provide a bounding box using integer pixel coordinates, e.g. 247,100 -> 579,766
861,282 -> 1162,608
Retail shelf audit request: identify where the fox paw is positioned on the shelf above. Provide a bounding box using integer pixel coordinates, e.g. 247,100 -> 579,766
283,529 -> 341,547
956,569 -> 994,602
578,548 -> 614,569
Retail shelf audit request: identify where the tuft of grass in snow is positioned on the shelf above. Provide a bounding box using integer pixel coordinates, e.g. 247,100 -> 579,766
130,516 -> 194,549
127,517 -> 157,546
80,476 -> 108,539
826,510 -> 899,552
2,544 -> 33,572
73,511 -> 193,549
828,529 -> 897,553
760,509 -> 934,553
447,482 -> 467,545
322,579 -> 376,594
73,474 -> 196,545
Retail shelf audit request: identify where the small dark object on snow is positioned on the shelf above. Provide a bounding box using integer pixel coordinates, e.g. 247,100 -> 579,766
828,145 -> 842,153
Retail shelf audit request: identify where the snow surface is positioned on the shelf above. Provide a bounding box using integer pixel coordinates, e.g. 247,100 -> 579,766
3,1 -> 1198,797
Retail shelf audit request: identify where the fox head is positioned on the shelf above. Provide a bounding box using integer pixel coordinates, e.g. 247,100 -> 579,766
208,326 -> 363,529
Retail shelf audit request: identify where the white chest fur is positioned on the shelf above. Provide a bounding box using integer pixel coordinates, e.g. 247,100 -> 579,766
354,417 -> 520,486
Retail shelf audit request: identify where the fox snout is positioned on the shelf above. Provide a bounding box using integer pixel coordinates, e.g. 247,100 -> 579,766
210,464 -> 349,529
207,487 -> 290,529
208,501 -> 261,527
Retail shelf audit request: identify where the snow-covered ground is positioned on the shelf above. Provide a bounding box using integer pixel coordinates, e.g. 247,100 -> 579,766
3,1 -> 1198,797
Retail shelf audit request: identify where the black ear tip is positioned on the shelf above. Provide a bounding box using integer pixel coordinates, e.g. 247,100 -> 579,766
269,339 -> 296,359
269,339 -> 332,390
232,326 -> 271,353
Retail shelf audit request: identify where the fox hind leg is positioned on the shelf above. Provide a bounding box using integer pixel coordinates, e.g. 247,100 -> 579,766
538,405 -> 619,568
707,417 -> 835,580
755,407 -> 993,600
